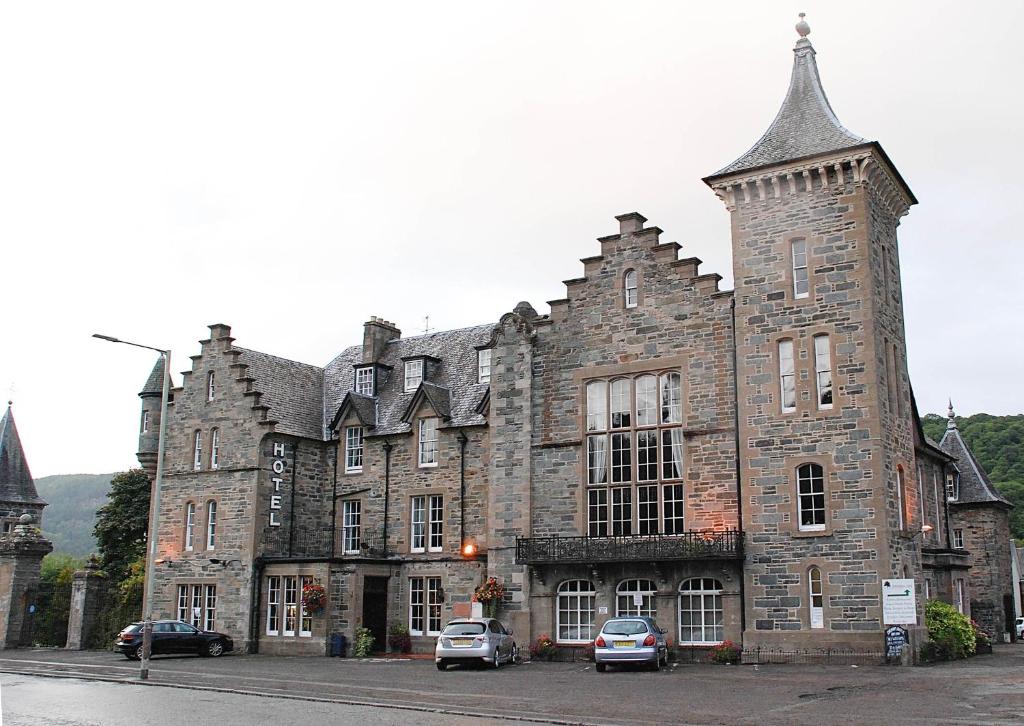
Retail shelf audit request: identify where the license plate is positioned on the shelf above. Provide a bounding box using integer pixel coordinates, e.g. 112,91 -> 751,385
451,638 -> 474,647
613,640 -> 635,648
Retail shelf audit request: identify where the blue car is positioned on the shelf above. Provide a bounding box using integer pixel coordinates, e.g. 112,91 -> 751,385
594,616 -> 669,672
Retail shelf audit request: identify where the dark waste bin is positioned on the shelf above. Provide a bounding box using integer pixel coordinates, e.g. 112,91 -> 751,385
330,633 -> 347,657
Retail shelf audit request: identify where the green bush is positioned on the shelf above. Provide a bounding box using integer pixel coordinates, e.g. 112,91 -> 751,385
353,627 -> 375,657
924,599 -> 975,660
387,623 -> 412,653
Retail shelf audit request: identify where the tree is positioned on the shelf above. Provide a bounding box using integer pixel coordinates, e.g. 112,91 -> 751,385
92,469 -> 151,582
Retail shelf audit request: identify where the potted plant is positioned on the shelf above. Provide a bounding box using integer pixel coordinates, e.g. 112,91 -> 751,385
528,633 -> 557,661
301,581 -> 327,615
388,622 -> 412,654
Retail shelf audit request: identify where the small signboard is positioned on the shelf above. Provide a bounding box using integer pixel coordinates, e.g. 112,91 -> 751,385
885,626 -> 908,660
882,579 -> 917,625
598,606 -> 608,615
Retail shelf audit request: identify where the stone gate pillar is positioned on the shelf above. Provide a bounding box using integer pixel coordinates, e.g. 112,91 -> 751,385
66,555 -> 106,649
0,514 -> 54,648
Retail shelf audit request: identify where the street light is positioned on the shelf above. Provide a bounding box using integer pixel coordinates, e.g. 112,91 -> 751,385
93,333 -> 170,681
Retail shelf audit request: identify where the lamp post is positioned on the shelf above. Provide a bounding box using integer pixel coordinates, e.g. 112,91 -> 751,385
93,333 -> 170,681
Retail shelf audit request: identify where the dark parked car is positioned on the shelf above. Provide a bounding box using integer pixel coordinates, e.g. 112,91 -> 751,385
115,620 -> 233,659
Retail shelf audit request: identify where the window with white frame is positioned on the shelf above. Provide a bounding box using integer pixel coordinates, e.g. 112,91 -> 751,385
354,367 -> 374,396
586,372 -> 684,537
283,576 -> 298,636
779,340 -> 796,412
184,502 -> 196,551
796,463 -> 826,531
409,576 -> 442,636
624,269 -> 638,308
345,426 -> 363,473
141,410 -> 149,434
791,239 -> 809,298
953,528 -> 964,549
300,576 -> 313,637
409,577 -> 425,635
210,428 -> 219,469
203,584 -> 216,631
206,500 -> 217,550
556,580 -> 596,644
404,359 -> 423,392
342,500 -> 361,554
410,495 -> 442,552
808,567 -> 824,629
954,578 -> 966,614
207,371 -> 216,401
813,335 -> 833,409
616,579 -> 656,617
428,494 -> 443,551
190,584 -> 202,628
418,418 -> 439,467
946,472 -> 959,501
427,578 -> 442,634
176,584 -> 216,631
678,578 -> 724,644
193,431 -> 202,470
478,349 -> 492,384
411,495 -> 426,551
266,576 -> 281,635
177,585 -> 188,623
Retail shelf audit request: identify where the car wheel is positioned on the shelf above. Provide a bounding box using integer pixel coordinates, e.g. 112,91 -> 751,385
132,644 -> 144,661
596,663 -> 607,673
493,648 -> 501,669
652,653 -> 661,671
206,640 -> 225,658
436,660 -> 447,671
510,643 -> 518,664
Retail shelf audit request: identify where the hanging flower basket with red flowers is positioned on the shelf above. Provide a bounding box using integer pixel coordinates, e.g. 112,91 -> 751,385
474,577 -> 506,618
301,582 -> 327,615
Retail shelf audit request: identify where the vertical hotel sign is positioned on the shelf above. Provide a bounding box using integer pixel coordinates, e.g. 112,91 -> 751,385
269,441 -> 286,527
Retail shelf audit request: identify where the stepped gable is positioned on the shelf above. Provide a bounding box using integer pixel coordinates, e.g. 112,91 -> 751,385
708,14 -> 866,179
940,402 -> 1012,507
0,404 -> 45,507
232,347 -> 325,440
323,324 -> 493,437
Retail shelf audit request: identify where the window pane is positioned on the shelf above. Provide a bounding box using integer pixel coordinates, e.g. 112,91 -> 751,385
663,484 -> 684,535
797,463 -> 826,530
661,428 -> 683,480
478,349 -> 492,384
660,373 -> 681,424
635,375 -> 658,427
586,381 -> 607,432
636,430 -> 658,482
587,435 -> 608,485
404,360 -> 423,392
814,335 -> 832,408
411,496 -> 425,551
610,379 -> 631,429
637,485 -> 658,535
611,432 -> 631,483
588,489 -> 608,537
611,487 -> 632,536
779,340 -> 796,412
429,494 -> 443,551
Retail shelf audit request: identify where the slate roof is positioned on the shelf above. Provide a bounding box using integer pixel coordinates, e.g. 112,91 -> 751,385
235,348 -> 326,440
939,412 -> 1012,507
0,405 -> 45,506
139,357 -> 166,397
323,324 -> 493,437
708,35 -> 866,180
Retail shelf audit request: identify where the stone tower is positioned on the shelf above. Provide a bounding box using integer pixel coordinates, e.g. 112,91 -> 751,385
137,357 -> 167,479
704,16 -> 920,649
0,403 -> 46,530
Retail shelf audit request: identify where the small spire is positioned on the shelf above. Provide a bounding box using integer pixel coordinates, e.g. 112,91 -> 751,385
796,12 -> 811,38
947,399 -> 958,430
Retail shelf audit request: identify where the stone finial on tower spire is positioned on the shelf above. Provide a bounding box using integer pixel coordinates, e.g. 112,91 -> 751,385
796,12 -> 810,38
947,399 -> 958,430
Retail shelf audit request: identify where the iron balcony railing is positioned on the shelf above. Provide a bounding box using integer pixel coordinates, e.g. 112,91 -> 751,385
259,527 -> 387,559
515,530 -> 744,565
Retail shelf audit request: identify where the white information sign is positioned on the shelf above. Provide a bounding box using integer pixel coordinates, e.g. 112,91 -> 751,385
882,579 -> 917,625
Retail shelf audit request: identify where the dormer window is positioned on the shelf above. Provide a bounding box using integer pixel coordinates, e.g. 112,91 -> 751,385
478,349 -> 492,384
207,371 -> 216,401
355,367 -> 374,396
946,472 -> 959,501
624,270 -> 638,308
404,360 -> 423,393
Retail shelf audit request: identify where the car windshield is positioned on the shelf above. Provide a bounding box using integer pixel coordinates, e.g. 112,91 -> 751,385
442,622 -> 486,636
602,620 -> 648,636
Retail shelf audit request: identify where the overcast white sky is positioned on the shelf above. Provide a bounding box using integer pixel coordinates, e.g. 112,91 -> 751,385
3,1 -> 1022,478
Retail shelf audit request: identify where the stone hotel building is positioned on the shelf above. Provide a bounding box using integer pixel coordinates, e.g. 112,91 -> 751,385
135,19 -> 1016,656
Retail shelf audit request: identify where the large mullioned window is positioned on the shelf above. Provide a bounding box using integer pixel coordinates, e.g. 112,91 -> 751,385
678,578 -> 723,645
616,579 -> 656,618
556,580 -> 596,644
585,372 -> 684,537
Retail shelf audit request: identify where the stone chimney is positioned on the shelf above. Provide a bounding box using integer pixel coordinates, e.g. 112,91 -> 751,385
363,317 -> 401,363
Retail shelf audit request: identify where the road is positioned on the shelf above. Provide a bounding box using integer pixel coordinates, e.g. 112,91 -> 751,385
1,646 -> 1023,725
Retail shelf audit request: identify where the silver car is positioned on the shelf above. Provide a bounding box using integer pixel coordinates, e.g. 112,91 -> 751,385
435,618 -> 517,670
594,616 -> 669,672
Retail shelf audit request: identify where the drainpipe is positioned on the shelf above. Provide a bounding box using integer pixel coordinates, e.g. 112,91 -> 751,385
457,430 -> 469,551
250,557 -> 265,654
330,440 -> 339,557
730,296 -> 747,634
288,441 -> 299,558
382,439 -> 393,555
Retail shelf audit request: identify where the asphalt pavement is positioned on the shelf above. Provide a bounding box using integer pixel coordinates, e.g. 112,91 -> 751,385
1,646 -> 1023,725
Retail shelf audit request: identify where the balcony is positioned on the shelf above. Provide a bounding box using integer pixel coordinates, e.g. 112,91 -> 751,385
259,527 -> 387,560
515,530 -> 744,565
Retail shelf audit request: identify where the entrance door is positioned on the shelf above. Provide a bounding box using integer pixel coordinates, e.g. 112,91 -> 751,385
362,576 -> 389,653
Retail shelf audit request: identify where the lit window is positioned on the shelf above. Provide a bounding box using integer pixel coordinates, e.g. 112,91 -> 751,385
953,528 -> 964,549
206,500 -> 217,550
141,410 -> 149,434
624,270 -> 638,308
342,500 -> 361,554
207,371 -> 216,401
556,580 -> 595,644
193,431 -> 202,470
779,340 -> 796,413
813,335 -> 833,409
477,349 -> 492,384
792,239 -> 809,298
797,463 -> 826,531
404,360 -> 423,392
184,502 -> 195,551
345,427 -> 364,473
616,579 -> 656,617
418,418 -> 439,467
678,578 -> 723,644
210,428 -> 219,469
808,567 -> 824,629
354,367 -> 374,396
266,576 -> 281,635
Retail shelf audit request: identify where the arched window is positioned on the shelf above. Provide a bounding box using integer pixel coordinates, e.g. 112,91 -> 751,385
678,578 -> 723,644
206,500 -> 217,550
184,502 -> 196,551
210,428 -> 220,470
557,580 -> 596,644
808,567 -> 823,629
624,270 -> 638,308
193,431 -> 203,470
796,463 -> 825,531
616,579 -> 656,618
207,371 -> 216,401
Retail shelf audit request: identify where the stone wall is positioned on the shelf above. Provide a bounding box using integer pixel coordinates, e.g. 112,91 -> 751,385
951,503 -> 1014,638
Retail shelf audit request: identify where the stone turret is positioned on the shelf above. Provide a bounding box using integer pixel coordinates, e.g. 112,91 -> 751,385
0,403 -> 46,531
137,357 -> 168,479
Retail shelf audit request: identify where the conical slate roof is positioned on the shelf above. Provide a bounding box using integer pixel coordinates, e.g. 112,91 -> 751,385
708,19 -> 866,179
939,403 -> 1012,507
0,404 -> 45,506
139,357 -> 166,397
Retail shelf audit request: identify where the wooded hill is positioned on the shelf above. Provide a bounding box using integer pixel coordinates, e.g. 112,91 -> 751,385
921,413 -> 1024,541
34,473 -> 114,556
